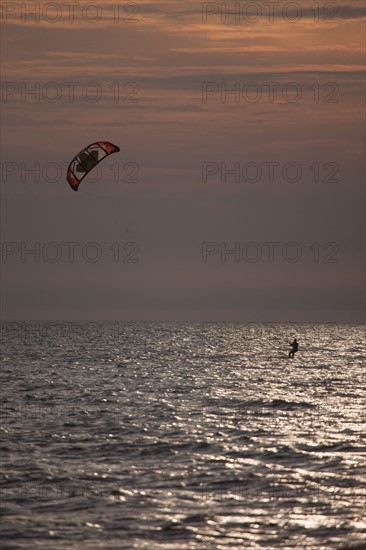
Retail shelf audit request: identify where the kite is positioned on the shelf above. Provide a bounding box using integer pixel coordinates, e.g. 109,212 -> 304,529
66,141 -> 120,191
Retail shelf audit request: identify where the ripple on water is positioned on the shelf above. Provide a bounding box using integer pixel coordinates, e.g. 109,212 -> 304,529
0,322 -> 365,549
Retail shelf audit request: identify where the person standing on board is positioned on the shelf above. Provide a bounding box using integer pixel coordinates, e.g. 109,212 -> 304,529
289,338 -> 298,358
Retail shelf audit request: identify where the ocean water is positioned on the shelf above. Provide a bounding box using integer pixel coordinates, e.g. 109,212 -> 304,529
0,322 -> 365,550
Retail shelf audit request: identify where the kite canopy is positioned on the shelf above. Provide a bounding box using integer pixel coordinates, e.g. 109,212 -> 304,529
66,141 -> 120,191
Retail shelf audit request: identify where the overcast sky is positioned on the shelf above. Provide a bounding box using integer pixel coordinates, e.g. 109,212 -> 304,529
1,1 -> 365,322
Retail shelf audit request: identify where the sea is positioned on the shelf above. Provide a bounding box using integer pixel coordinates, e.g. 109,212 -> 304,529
0,322 -> 365,550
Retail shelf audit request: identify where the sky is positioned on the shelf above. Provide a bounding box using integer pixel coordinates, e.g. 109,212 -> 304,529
1,0 -> 365,322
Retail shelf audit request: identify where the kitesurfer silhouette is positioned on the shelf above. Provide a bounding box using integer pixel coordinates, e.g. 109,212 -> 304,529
289,338 -> 298,358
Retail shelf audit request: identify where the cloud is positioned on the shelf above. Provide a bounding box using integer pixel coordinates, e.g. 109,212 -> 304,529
1,0 -> 364,322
